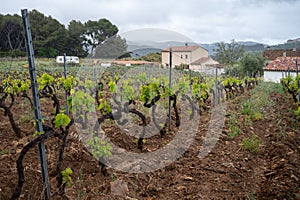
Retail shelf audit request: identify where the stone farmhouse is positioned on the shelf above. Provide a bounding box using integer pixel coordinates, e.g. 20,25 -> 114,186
161,45 -> 220,74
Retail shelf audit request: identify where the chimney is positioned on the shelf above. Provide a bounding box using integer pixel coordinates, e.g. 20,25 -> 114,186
283,51 -> 286,57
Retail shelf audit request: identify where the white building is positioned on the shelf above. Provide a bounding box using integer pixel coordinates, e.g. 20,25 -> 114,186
264,56 -> 299,83
56,56 -> 79,64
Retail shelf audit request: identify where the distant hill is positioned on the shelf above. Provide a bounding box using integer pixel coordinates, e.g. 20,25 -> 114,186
287,38 -> 300,43
200,41 -> 266,55
127,40 -> 198,51
269,40 -> 300,50
127,40 -> 267,57
130,48 -> 162,58
127,40 -> 197,58
243,43 -> 266,52
126,38 -> 300,59
198,43 -> 218,55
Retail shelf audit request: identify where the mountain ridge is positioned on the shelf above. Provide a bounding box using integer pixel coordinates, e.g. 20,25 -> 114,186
127,40 -> 267,56
127,38 -> 300,57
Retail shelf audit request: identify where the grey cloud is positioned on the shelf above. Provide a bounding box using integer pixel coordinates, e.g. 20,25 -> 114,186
1,0 -> 300,44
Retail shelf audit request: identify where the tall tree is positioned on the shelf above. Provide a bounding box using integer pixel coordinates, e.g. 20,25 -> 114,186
94,35 -> 127,58
139,52 -> 162,62
0,14 -> 25,54
66,20 -> 88,57
214,39 -> 244,66
83,19 -> 118,56
29,9 -> 68,57
239,52 -> 265,77
0,10 -> 120,58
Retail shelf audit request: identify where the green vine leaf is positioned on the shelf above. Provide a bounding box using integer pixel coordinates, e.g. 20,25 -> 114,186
34,131 -> 44,137
61,167 -> 73,188
108,79 -> 117,93
54,113 -> 71,128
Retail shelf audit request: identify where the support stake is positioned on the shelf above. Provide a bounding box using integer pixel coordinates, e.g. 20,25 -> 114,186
296,59 -> 300,103
215,65 -> 218,105
168,48 -> 172,131
21,9 -> 50,200
63,53 -> 69,116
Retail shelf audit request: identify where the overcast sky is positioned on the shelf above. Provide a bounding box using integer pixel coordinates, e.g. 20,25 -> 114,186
1,0 -> 300,45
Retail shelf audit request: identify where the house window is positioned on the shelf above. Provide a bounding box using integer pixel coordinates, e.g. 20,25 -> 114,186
181,55 -> 183,59
185,54 -> 188,59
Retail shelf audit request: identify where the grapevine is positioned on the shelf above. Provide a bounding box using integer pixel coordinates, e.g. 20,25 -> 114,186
1,65 -> 262,199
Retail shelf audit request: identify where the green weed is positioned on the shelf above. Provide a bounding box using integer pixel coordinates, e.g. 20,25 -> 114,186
241,134 -> 261,153
244,115 -> 252,126
77,166 -> 86,200
0,149 -> 10,155
18,114 -> 33,124
229,125 -> 240,138
241,100 -> 252,115
228,113 -> 240,138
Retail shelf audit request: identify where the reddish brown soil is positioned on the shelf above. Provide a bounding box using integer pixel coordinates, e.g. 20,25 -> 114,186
0,89 -> 300,200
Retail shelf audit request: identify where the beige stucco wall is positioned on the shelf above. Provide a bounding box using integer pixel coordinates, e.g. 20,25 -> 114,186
161,51 -> 191,67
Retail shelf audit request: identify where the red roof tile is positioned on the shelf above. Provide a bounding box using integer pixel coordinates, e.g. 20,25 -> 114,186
264,57 -> 300,72
191,57 -> 218,65
263,49 -> 300,60
191,57 -> 210,64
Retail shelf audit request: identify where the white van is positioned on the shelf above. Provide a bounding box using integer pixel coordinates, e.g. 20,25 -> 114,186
56,56 -> 79,64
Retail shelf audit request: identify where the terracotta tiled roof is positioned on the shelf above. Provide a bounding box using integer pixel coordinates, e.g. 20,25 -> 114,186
217,64 -> 226,69
162,45 -> 201,52
263,49 -> 300,60
191,57 -> 210,64
191,57 -> 219,65
264,57 -> 300,72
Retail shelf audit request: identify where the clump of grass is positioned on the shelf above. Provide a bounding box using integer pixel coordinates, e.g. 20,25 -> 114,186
18,114 -> 33,124
228,113 -> 240,138
241,99 -> 263,121
241,100 -> 252,115
0,149 -> 11,155
251,112 -> 262,121
229,125 -> 240,138
241,134 -> 261,153
244,115 -> 252,126
241,82 -> 283,121
295,106 -> 300,120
